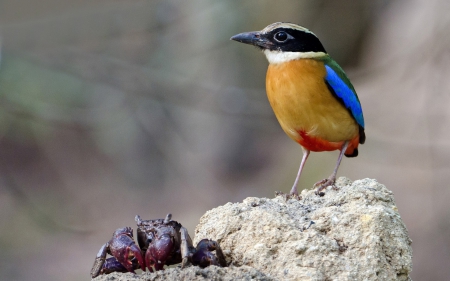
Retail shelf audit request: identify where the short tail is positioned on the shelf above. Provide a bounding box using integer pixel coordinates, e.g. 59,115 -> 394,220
344,126 -> 365,158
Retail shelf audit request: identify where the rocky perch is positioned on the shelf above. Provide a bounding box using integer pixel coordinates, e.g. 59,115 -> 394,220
93,178 -> 412,281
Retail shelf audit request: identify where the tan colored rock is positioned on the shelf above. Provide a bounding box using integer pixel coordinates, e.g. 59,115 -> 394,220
91,265 -> 273,281
93,178 -> 412,280
194,178 -> 412,280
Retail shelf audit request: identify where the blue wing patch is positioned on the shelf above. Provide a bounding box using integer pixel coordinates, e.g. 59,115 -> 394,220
324,65 -> 364,128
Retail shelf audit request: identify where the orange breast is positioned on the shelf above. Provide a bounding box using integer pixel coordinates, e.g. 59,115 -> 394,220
266,59 -> 360,153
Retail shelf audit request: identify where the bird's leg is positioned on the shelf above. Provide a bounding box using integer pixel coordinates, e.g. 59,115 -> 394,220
314,141 -> 349,195
289,148 -> 310,196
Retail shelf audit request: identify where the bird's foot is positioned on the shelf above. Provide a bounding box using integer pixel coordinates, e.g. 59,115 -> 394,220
275,191 -> 301,201
314,177 -> 337,196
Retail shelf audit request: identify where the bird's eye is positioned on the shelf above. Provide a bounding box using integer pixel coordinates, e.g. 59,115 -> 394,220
274,31 -> 288,42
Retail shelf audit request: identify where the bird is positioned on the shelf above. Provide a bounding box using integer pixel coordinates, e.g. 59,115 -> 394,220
230,22 -> 365,196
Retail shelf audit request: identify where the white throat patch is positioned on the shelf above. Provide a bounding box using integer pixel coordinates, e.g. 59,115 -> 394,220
263,50 -> 326,64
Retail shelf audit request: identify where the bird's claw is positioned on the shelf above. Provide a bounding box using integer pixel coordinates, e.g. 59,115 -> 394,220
275,191 -> 301,201
314,177 -> 337,196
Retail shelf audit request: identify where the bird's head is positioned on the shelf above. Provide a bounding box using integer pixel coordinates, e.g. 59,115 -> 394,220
231,22 -> 327,64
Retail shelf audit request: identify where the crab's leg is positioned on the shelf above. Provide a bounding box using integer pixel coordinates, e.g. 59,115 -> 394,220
98,257 -> 129,275
180,226 -> 193,268
192,239 -> 227,267
206,240 -> 227,267
90,243 -> 109,278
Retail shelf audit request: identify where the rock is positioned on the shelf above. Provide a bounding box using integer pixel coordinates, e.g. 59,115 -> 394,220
194,177 -> 413,280
91,265 -> 273,280
92,178 -> 413,280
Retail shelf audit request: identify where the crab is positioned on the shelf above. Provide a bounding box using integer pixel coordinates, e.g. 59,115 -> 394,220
91,214 -> 226,278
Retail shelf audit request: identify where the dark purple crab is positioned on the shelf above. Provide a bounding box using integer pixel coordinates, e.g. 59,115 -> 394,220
90,214 -> 226,278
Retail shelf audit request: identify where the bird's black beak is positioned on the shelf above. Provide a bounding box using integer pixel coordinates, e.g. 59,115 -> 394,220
230,31 -> 270,49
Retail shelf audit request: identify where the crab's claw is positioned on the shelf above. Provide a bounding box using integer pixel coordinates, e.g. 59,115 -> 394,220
146,233 -> 174,271
92,246 -> 145,277
192,239 -> 227,268
130,243 -> 146,272
111,243 -> 146,273
109,227 -> 146,274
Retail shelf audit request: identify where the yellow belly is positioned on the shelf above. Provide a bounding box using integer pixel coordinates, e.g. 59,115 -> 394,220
266,59 -> 358,143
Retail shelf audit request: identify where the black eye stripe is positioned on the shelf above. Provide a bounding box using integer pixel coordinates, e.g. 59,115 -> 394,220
264,28 -> 327,53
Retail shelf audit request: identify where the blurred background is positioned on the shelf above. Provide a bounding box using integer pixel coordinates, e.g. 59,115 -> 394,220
0,0 -> 449,280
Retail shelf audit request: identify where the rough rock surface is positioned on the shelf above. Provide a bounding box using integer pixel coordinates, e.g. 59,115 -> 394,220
91,265 -> 273,281
195,177 -> 412,280
92,178 -> 412,280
